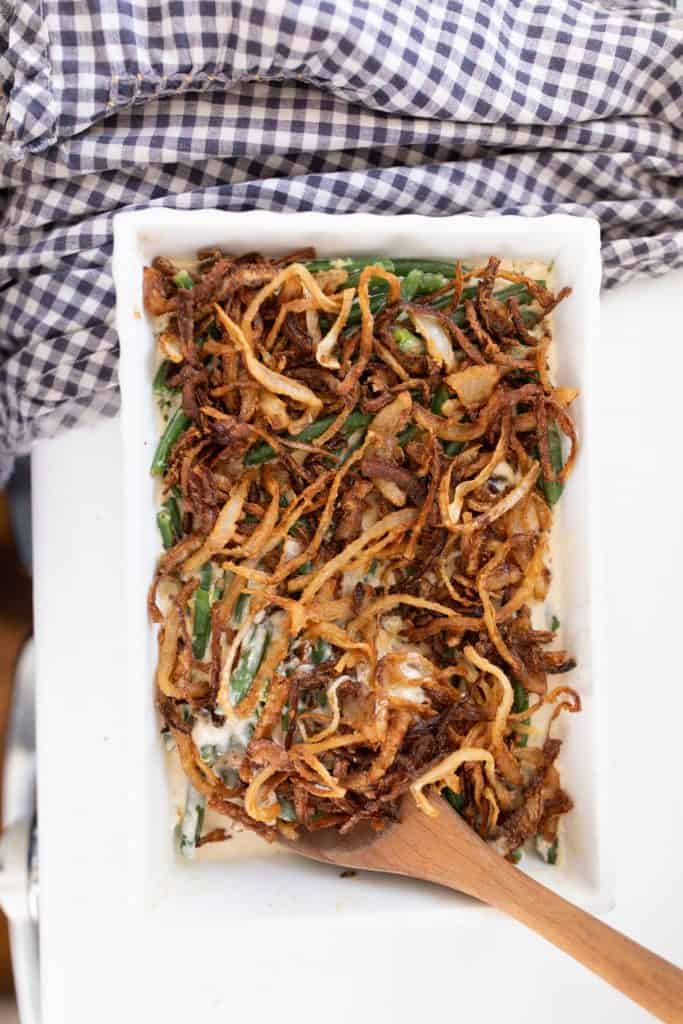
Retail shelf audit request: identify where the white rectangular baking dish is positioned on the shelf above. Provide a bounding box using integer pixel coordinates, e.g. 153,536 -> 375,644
114,209 -> 611,922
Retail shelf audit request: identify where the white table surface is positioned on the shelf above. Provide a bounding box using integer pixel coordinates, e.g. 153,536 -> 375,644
32,269 -> 683,1023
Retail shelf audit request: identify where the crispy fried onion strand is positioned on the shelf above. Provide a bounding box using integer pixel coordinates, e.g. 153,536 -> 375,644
411,748 -> 497,818
214,303 -> 323,419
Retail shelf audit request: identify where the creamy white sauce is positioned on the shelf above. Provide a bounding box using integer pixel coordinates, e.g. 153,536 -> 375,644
192,712 -> 252,753
382,614 -> 404,635
535,835 -> 560,865
178,782 -> 205,859
492,460 -> 518,485
374,627 -> 397,659
283,537 -> 302,560
499,257 -> 551,282
153,312 -> 173,337
360,503 -> 380,531
341,566 -> 381,596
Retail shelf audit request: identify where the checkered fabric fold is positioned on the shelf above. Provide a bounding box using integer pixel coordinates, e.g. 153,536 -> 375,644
0,0 -> 681,482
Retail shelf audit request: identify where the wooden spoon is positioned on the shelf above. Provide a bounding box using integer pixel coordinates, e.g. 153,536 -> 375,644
282,796 -> 683,1022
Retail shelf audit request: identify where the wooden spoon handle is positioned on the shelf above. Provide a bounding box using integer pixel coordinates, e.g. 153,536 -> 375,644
366,801 -> 683,1021
470,860 -> 683,1023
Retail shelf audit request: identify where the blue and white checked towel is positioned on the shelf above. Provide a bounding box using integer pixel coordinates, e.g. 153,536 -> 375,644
1,0 -> 682,483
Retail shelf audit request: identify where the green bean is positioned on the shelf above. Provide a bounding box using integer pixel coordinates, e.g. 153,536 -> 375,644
426,289 -> 468,315
232,591 -> 250,627
397,423 -> 419,446
199,744 -> 220,766
296,417 -> 340,444
344,265 -> 450,326
307,257 -> 458,278
343,259 -> 395,287
400,269 -> 447,302
361,279 -> 539,334
230,622 -> 270,705
370,557 -> 382,576
314,410 -> 372,440
166,496 -> 182,536
153,361 -> 179,421
243,410 -> 373,466
178,782 -> 205,858
431,383 -> 451,416
449,282 -> 536,324
317,258 -> 543,334
422,279 -> 542,318
432,385 -> 458,454
304,257 -> 394,276
512,680 -> 530,749
535,835 -> 559,864
344,283 -> 390,327
391,259 -> 461,276
419,272 -> 449,294
311,638 -> 332,664
243,445 -> 279,468
157,507 -> 176,549
399,269 -> 423,302
442,440 -> 464,458
309,261 -> 396,322
344,269 -> 447,330
512,680 -> 529,714
153,359 -> 179,396
393,326 -> 425,354
191,563 -> 213,660
443,787 -> 465,813
217,766 -> 241,788
162,729 -> 176,752
278,798 -> 298,822
173,269 -> 194,290
212,568 -> 231,602
540,421 -> 564,506
303,259 -> 338,273
551,615 -> 560,632
288,514 -> 311,537
151,408 -> 191,475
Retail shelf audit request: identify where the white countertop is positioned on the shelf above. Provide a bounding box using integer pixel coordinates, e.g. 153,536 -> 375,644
32,269 -> 683,1023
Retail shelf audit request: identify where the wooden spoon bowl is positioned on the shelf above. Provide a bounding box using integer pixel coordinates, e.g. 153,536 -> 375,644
281,796 -> 683,1022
